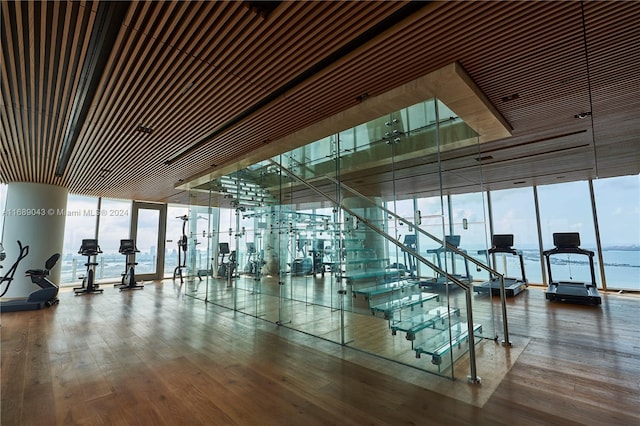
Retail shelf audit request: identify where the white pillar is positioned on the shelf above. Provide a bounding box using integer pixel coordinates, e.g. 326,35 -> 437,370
2,183 -> 67,297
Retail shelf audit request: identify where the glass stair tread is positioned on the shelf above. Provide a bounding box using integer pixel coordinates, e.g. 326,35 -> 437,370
344,258 -> 389,265
390,307 -> 459,335
339,269 -> 401,282
414,322 -> 483,365
370,292 -> 439,316
352,280 -> 417,298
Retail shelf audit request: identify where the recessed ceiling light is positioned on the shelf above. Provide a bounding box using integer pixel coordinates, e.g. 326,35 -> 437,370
136,125 -> 153,134
574,112 -> 591,119
501,93 -> 519,102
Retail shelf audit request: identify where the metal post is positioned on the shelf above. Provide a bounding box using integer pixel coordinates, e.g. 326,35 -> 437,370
499,275 -> 511,347
465,287 -> 481,384
338,289 -> 347,345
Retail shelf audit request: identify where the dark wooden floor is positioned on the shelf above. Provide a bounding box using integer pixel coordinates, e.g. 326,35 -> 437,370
1,281 -> 639,425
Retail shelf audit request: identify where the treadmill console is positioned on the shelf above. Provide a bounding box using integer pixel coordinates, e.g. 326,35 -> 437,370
445,235 -> 461,248
553,232 -> 580,249
492,234 -> 514,250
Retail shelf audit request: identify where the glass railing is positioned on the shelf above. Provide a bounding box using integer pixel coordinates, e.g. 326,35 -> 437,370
185,98 -> 509,382
269,158 -> 502,381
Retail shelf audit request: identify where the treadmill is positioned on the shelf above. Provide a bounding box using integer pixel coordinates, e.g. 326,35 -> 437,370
543,232 -> 601,306
422,235 -> 472,290
474,234 -> 528,297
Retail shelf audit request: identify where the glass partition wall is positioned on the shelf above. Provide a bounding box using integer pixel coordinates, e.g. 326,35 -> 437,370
185,99 -> 509,381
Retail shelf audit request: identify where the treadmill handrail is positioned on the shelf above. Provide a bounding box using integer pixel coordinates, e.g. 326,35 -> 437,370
478,247 -> 522,256
542,247 -> 594,257
543,246 -> 597,286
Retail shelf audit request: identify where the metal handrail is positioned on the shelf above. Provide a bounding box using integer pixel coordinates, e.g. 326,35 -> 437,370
269,159 -> 484,383
323,175 -> 511,346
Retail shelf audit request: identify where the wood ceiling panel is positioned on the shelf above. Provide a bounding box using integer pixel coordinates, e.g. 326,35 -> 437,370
1,1 -> 638,204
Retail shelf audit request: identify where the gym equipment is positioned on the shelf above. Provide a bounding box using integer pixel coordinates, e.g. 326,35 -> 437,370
402,234 -> 417,278
74,239 -> 103,295
544,232 -> 601,305
217,242 -> 236,279
116,239 -> 143,291
422,235 -> 471,289
310,239 -> 325,275
244,242 -> 259,276
0,241 -> 28,299
0,241 -> 60,312
474,234 -> 528,297
173,215 -> 188,284
292,238 -> 312,275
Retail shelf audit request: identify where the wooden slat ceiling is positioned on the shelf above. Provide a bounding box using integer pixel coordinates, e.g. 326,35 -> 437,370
1,1 -> 639,205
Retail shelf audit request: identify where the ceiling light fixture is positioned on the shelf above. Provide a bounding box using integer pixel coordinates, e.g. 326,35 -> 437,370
136,125 -> 153,134
501,93 -> 519,102
574,112 -> 591,119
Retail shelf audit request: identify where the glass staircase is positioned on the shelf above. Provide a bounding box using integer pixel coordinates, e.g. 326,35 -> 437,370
194,99 -> 512,383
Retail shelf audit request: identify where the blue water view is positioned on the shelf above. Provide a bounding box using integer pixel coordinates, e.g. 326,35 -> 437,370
58,247 -> 639,291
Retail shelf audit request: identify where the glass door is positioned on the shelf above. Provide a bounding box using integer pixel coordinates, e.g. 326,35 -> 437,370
131,201 -> 167,281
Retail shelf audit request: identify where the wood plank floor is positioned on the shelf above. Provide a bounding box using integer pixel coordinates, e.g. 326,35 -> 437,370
1,281 -> 639,425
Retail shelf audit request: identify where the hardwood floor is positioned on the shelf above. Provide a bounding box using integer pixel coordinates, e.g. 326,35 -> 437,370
1,281 -> 639,425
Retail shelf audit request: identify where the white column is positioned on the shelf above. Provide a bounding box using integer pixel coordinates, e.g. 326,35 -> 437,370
2,183 -> 67,297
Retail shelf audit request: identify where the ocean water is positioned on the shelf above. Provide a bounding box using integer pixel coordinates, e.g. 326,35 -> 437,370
57,249 -> 640,291
469,249 -> 639,291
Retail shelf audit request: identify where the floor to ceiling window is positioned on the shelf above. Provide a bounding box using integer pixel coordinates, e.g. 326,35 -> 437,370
489,187 -> 540,284
537,181 -> 598,286
96,199 -> 132,282
593,175 -> 640,291
60,194 -> 99,285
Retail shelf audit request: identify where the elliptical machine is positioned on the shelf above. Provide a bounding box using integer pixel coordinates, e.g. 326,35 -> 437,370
74,239 -> 103,295
116,239 -> 143,291
173,215 -> 188,284
0,240 -> 60,312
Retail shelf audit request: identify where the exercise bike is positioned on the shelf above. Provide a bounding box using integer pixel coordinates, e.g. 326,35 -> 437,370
74,239 -> 103,295
0,240 -> 61,312
116,239 -> 143,291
